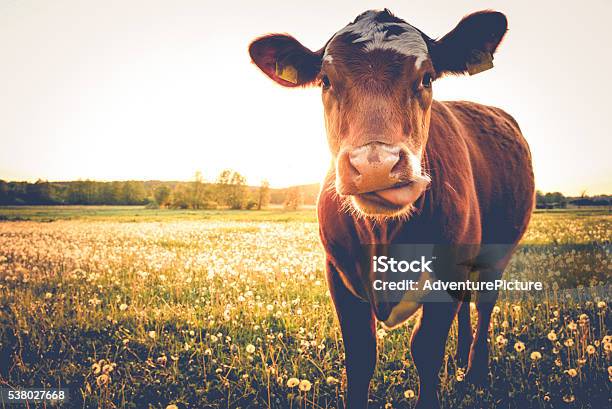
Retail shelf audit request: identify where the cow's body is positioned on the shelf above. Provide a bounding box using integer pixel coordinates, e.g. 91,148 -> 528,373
250,9 -> 535,409
319,100 -> 534,306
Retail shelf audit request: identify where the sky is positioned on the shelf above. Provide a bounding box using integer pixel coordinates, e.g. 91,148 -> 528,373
0,0 -> 610,195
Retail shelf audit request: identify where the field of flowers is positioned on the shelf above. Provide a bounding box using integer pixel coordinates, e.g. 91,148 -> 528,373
0,209 -> 610,408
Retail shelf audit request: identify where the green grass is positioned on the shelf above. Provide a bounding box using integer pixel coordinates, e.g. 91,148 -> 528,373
0,208 -> 610,409
0,205 -> 318,223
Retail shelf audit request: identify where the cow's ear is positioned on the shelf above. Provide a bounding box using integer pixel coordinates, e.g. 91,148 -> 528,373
249,34 -> 322,87
431,11 -> 507,76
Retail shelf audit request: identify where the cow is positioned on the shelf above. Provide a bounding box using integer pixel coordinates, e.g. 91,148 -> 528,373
249,9 -> 534,409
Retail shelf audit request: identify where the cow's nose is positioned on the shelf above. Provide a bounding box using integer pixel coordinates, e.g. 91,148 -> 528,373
337,142 -> 408,195
349,143 -> 401,178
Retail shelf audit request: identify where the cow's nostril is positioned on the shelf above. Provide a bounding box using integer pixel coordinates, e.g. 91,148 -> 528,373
390,149 -> 408,177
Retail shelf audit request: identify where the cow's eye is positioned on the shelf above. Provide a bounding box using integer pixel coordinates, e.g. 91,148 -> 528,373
422,73 -> 433,88
321,75 -> 331,90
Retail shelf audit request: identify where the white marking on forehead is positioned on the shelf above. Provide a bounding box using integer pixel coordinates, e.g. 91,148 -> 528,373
324,10 -> 429,69
323,54 -> 333,64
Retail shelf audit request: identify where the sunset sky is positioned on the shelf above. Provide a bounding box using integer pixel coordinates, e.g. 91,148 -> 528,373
1,0 -> 610,195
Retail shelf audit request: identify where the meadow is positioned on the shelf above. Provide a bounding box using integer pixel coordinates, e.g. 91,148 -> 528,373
0,207 -> 610,409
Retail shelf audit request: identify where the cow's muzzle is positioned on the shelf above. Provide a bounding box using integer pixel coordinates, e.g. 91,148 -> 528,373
336,142 -> 430,214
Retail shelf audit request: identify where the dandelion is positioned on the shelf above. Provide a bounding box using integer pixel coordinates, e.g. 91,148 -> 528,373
92,362 -> 101,375
166,405 -> 179,409
44,292 -> 53,300
567,321 -> 577,331
597,301 -> 606,309
565,368 -> 578,378
492,306 -> 501,315
496,335 -> 508,347
455,368 -> 465,382
586,345 -> 596,355
96,374 -> 111,387
514,341 -> 525,353
245,344 -> 256,354
562,394 -> 575,403
404,389 -> 416,399
148,330 -> 157,340
299,379 -> 312,392
377,328 -> 387,339
287,378 -> 299,388
564,338 -> 574,347
326,376 -> 339,385
530,351 -> 542,361
547,330 -> 557,341
512,305 -> 521,314
119,303 -> 128,311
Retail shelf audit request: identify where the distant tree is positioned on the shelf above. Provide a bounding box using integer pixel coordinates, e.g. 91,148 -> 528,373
26,179 -> 55,204
0,180 -> 9,205
170,184 -> 191,209
154,185 -> 171,207
100,182 -> 122,204
121,181 -> 146,205
258,180 -> 271,210
216,169 -> 247,209
191,171 -> 208,209
283,186 -> 303,210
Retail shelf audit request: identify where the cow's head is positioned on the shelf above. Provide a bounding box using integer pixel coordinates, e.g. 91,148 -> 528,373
250,9 -> 507,218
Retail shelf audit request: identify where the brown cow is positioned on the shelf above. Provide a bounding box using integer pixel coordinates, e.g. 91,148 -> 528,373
250,9 -> 534,409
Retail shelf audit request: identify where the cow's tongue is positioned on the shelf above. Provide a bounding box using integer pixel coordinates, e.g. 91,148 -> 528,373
374,178 -> 429,206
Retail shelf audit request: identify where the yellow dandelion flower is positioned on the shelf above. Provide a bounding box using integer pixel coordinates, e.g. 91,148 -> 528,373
564,338 -> 574,347
597,301 -> 606,309
245,344 -> 256,354
586,345 -> 596,355
166,405 -> 179,409
547,331 -> 557,342
299,379 -> 312,392
565,368 -> 578,378
148,330 -> 157,340
567,321 -> 577,331
404,389 -> 416,399
326,376 -> 339,385
96,374 -> 111,387
530,351 -> 542,361
562,394 -> 575,403
119,303 -> 128,311
514,341 -> 525,352
287,377 -> 299,388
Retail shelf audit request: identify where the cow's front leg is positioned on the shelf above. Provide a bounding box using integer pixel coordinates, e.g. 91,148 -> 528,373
411,301 -> 459,409
326,261 -> 376,409
455,296 -> 473,367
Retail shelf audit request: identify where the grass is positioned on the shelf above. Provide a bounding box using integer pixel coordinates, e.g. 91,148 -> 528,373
0,205 -> 318,223
0,208 -> 610,409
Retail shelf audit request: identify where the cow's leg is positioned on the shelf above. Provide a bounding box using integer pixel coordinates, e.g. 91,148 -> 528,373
455,296 -> 473,367
326,261 -> 376,409
411,300 -> 459,409
466,269 -> 503,386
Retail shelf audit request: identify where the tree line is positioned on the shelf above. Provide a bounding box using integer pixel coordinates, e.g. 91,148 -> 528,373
535,190 -> 611,209
0,169 -> 309,210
